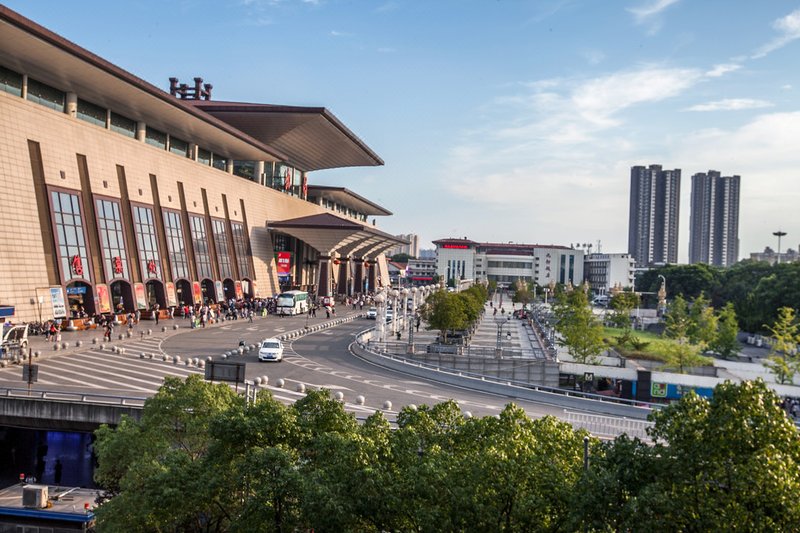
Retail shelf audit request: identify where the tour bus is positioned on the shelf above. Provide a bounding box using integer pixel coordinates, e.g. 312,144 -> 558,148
276,290 -> 309,316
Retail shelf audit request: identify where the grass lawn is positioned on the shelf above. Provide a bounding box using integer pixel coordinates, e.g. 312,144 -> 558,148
602,327 -> 712,365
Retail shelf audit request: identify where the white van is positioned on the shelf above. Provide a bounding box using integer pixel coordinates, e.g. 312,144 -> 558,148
592,295 -> 610,307
1,324 -> 29,358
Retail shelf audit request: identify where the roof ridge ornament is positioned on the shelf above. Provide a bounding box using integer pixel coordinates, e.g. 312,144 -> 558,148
168,77 -> 213,100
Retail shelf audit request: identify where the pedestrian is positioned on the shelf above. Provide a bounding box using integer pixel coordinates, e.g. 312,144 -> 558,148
153,303 -> 160,324
127,313 -> 134,332
54,458 -> 63,485
326,307 -> 331,319
104,323 -> 112,342
135,308 -> 141,324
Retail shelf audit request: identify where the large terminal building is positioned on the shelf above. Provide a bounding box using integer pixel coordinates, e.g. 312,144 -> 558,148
0,6 -> 403,323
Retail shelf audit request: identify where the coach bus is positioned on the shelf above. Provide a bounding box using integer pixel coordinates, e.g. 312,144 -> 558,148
276,290 -> 309,316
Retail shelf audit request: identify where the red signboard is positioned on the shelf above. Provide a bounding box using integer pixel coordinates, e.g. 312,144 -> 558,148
276,252 -> 291,276
442,244 -> 469,249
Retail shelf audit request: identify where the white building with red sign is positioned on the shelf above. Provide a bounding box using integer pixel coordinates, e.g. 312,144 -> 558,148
433,238 -> 584,289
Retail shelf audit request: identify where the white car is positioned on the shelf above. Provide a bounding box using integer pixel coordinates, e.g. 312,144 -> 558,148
258,338 -> 284,362
366,306 -> 377,319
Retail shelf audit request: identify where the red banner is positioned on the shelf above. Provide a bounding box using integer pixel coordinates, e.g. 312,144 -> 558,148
276,252 -> 291,276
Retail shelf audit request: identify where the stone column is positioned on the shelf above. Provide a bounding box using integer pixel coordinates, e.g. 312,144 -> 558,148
353,258 -> 364,295
336,257 -> 350,296
65,92 -> 77,117
317,255 -> 331,297
255,161 -> 265,186
366,259 -> 377,293
136,121 -> 146,142
226,160 -> 234,174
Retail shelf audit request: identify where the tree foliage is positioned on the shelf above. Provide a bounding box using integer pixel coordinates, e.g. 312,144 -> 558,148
94,376 -> 800,532
763,307 -> 800,385
553,289 -> 605,364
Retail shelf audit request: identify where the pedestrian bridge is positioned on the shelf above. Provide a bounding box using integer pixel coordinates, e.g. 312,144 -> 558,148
0,388 -> 144,431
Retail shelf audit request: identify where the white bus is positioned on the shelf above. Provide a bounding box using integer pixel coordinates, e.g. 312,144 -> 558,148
276,290 -> 309,315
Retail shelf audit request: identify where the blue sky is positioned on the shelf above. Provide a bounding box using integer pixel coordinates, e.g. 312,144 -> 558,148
7,0 -> 800,261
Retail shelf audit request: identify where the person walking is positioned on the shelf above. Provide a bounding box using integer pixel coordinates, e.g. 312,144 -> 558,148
153,303 -> 160,325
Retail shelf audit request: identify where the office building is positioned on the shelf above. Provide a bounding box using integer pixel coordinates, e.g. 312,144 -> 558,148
583,253 -> 636,294
433,238 -> 584,288
628,164 -> 681,266
689,171 -> 740,266
386,233 -> 420,258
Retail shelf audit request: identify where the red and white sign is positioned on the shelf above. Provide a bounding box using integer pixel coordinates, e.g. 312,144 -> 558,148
70,255 -> 84,276
276,252 -> 291,276
442,244 -> 469,249
112,256 -> 124,275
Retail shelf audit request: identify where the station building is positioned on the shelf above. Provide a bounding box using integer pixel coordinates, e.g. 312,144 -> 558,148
433,238 -> 584,289
0,6 -> 403,323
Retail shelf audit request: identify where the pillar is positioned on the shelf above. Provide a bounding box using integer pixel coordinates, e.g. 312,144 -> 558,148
65,92 -> 77,117
336,257 -> 351,296
353,258 -> 364,295
255,161 -> 265,186
367,259 -> 377,293
317,255 -> 331,297
136,121 -> 146,142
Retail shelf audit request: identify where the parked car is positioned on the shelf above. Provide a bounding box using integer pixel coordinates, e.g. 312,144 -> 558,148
258,338 -> 284,362
366,306 -> 377,319
1,324 -> 28,352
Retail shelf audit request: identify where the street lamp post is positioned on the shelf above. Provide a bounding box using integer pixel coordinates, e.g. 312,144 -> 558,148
657,274 -> 667,316
774,230 -> 787,264
391,289 -> 399,339
495,316 -> 512,357
374,290 -> 386,343
408,287 -> 418,352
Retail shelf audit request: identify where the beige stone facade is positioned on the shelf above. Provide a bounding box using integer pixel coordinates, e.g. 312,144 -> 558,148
0,6 -> 396,323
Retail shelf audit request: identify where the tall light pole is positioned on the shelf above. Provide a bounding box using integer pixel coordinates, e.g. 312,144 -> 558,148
773,230 -> 787,264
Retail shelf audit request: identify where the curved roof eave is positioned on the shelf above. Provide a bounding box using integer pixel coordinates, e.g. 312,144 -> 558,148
188,101 -> 384,172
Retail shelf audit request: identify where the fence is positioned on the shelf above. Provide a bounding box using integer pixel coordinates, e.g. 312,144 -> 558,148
564,410 -> 654,440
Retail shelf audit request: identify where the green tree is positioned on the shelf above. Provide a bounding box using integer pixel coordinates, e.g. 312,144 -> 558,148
663,294 -> 691,340
661,339 -> 708,374
420,289 -> 468,343
710,302 -> 740,358
688,293 -> 718,346
763,306 -> 800,385
553,289 -> 606,364
609,290 -> 639,329
93,375 -> 242,532
390,252 -> 412,263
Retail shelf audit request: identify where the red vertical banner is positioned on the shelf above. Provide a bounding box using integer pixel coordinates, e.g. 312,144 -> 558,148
192,281 -> 202,304
276,252 -> 291,276
96,284 -> 111,314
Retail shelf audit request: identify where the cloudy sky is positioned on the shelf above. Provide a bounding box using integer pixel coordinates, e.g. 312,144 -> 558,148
8,0 -> 800,260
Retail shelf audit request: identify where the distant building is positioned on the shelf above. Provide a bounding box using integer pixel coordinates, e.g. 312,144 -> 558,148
433,238 -> 584,288
689,171 -> 740,266
406,257 -> 437,285
750,246 -> 800,265
418,248 -> 436,259
387,233 -> 420,258
628,164 -> 681,266
584,253 -> 636,294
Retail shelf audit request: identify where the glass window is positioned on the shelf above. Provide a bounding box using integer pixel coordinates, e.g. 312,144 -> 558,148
197,148 -> 211,166
145,126 -> 167,149
133,205 -> 162,279
233,160 -> 256,181
212,155 -> 227,171
110,112 -> 136,138
26,78 -> 65,112
163,210 -> 189,280
95,198 -> 129,280
212,218 -> 232,279
189,215 -> 213,280
77,99 -> 107,128
231,222 -> 251,279
51,190 -> 90,283
0,65 -> 23,97
169,136 -> 189,158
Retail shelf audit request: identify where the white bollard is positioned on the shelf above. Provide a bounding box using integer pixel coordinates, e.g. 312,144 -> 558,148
334,391 -> 344,402
383,400 -> 392,411
254,377 -> 262,385
261,376 -> 268,386
355,395 -> 365,405
173,356 -> 181,364
276,378 -> 285,388
295,383 -> 306,393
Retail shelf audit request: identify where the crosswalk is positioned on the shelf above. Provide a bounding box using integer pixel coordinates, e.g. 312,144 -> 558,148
0,338 -> 200,396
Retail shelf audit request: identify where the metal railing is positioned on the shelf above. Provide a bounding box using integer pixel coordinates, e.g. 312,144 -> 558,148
0,386 -> 147,407
564,409 -> 654,440
356,331 -> 659,411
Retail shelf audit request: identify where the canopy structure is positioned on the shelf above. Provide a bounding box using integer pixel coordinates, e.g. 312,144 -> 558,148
269,213 -> 407,296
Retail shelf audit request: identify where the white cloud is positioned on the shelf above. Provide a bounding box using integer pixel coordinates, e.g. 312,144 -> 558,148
705,63 -> 741,77
330,30 -> 353,37
627,0 -> 680,33
684,98 -> 774,112
782,84 -> 793,90
753,8 -> 800,58
581,49 -> 606,65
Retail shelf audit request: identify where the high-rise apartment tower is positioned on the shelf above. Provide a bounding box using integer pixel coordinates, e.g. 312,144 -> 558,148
689,171 -> 740,266
628,165 -> 681,266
